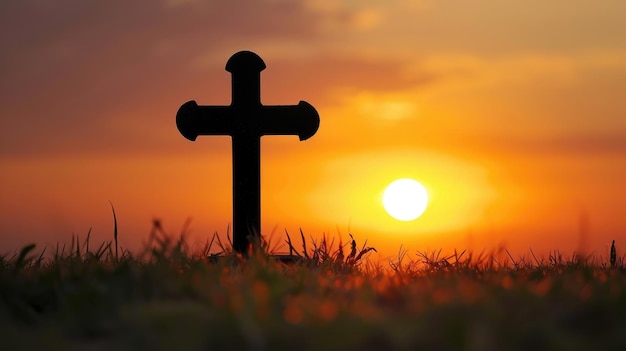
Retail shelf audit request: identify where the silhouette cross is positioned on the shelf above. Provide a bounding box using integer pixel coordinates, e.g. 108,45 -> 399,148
176,51 -> 320,254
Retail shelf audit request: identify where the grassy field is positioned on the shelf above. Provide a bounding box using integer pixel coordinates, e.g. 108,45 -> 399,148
1,223 -> 625,351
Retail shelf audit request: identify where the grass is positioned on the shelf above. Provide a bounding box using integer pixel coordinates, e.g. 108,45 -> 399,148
1,221 -> 626,351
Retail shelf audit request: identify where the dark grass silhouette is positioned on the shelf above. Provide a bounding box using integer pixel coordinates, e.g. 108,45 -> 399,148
1,219 -> 625,351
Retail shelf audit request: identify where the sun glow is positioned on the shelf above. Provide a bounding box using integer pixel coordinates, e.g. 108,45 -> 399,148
382,178 -> 429,221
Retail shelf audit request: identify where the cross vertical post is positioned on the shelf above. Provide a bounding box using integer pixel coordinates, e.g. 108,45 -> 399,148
231,134 -> 261,253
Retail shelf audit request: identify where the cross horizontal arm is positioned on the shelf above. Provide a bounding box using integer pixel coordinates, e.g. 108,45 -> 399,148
257,101 -> 320,141
177,100 -> 320,141
176,100 -> 234,141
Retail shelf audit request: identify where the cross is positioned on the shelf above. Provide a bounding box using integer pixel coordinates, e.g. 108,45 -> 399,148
176,51 -> 320,254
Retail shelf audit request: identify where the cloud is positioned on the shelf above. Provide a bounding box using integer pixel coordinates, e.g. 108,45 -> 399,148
488,133 -> 626,157
2,0 -> 626,161
301,0 -> 626,59
0,0 -> 327,158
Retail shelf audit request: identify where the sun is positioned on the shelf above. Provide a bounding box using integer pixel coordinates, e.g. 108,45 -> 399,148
383,178 -> 429,221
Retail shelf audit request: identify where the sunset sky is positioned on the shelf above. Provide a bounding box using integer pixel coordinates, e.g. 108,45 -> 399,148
1,0 -> 625,260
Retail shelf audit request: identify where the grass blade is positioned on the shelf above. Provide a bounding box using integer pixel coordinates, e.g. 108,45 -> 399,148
611,240 -> 616,268
14,243 -> 36,272
109,201 -> 118,261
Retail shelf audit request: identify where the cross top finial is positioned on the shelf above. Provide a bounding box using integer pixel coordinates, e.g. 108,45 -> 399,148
225,51 -> 267,107
225,51 -> 266,73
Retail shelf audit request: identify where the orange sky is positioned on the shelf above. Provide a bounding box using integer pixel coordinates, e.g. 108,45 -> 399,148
1,0 -> 625,261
